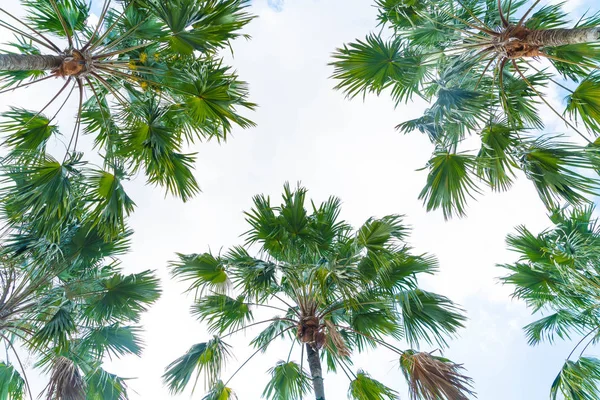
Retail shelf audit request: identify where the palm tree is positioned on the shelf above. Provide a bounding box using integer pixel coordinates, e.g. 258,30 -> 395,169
0,0 -> 255,239
0,177 -> 161,398
331,1 -> 600,219
501,206 -> 600,399
162,184 -> 474,400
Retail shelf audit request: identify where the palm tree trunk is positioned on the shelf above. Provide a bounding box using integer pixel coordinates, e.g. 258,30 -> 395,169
526,27 -> 600,47
0,54 -> 63,71
306,344 -> 325,400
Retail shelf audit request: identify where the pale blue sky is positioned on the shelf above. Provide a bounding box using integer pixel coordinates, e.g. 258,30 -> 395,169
3,0 -> 600,399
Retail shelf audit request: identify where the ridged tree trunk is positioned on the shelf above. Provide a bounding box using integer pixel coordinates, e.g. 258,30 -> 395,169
0,54 -> 64,71
306,344 -> 325,400
525,27 -> 600,47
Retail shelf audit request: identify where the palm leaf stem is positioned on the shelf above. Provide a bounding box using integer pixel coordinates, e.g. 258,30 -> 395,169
81,0 -> 111,51
517,0 -> 543,28
0,75 -> 54,95
0,333 -> 33,400
48,0 -> 73,49
224,326 -> 295,386
512,59 -> 591,143
0,20 -> 60,53
0,7 -> 61,53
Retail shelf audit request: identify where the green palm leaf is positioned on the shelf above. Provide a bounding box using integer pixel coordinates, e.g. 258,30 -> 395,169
80,325 -> 143,358
520,137 -> 600,208
170,253 -> 229,296
202,380 -> 236,400
87,169 -> 136,239
23,0 -> 89,38
85,367 -> 129,400
84,271 -> 161,323
1,108 -> 58,154
31,306 -> 76,351
163,337 -> 232,394
524,310 -> 590,345
141,0 -> 254,55
249,319 -> 294,352
566,73 -> 600,132
191,294 -> 253,334
0,362 -> 25,400
262,361 -> 311,400
397,290 -> 466,348
348,370 -> 397,400
418,152 -> 481,220
476,122 -> 519,191
551,357 -> 600,400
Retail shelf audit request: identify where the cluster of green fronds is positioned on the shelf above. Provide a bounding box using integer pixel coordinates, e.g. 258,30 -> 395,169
502,206 -> 600,399
162,184 -> 472,399
0,0 -> 256,241
0,193 -> 161,399
331,0 -> 600,219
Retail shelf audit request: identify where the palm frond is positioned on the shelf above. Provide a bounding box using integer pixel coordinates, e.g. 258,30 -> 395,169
80,325 -> 143,358
141,0 -> 254,55
397,290 -> 466,348
566,73 -> 600,132
202,380 -> 237,400
551,357 -> 600,400
0,108 -> 58,154
400,350 -> 475,400
418,152 -> 481,220
348,370 -> 396,400
85,368 -> 129,400
170,253 -> 229,296
23,0 -> 89,39
476,122 -> 519,191
524,3 -> 568,30
524,310 -> 590,345
43,357 -> 86,400
0,362 -> 25,400
520,137 -> 600,209
83,270 -> 161,323
31,306 -> 76,351
87,168 -> 136,239
249,319 -> 294,352
191,294 -> 253,334
163,337 -> 232,394
262,361 -> 311,400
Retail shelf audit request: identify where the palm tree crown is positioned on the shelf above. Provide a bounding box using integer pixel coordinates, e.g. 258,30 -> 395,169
331,0 -> 600,219
0,0 -> 256,241
163,184 -> 474,400
502,206 -> 600,399
0,196 -> 161,399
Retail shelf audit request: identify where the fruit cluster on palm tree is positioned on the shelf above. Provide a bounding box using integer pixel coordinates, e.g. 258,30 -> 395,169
163,184 -> 474,400
0,0 -> 255,241
0,196 -> 161,399
331,0 -> 600,219
502,206 -> 600,399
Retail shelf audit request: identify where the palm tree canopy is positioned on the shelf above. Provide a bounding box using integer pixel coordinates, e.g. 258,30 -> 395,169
0,0 -> 256,241
163,184 -> 474,399
501,206 -> 600,399
331,1 -> 600,218
0,182 -> 161,399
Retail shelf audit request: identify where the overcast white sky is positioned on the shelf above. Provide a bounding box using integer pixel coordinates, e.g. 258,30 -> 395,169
0,0 -> 598,399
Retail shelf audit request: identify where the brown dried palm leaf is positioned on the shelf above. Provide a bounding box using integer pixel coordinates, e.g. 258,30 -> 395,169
324,319 -> 350,357
44,357 -> 86,400
400,350 -> 476,400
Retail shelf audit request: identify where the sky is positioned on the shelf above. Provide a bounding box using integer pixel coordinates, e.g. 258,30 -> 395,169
0,0 -> 598,399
